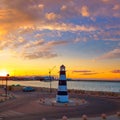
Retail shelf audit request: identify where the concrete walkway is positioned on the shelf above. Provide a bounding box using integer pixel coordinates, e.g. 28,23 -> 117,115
0,89 -> 120,120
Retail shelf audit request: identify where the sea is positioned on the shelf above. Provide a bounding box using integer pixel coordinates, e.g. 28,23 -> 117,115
2,80 -> 120,93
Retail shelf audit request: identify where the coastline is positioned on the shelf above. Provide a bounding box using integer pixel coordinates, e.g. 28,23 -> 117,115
1,79 -> 120,93
4,79 -> 120,82
1,84 -> 120,98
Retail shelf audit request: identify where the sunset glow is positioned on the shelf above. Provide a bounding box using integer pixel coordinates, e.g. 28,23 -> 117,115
0,0 -> 120,80
0,70 -> 8,77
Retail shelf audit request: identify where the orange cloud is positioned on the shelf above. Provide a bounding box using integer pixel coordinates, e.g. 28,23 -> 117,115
72,70 -> 98,75
61,5 -> 67,11
37,23 -> 96,32
1,0 -> 119,37
46,40 -> 69,46
73,70 -> 91,73
113,5 -> 120,10
45,12 -> 61,21
24,39 -> 45,48
102,0 -> 110,3
18,40 -> 70,59
0,8 -> 35,35
38,4 -> 44,10
21,51 -> 57,59
81,6 -> 90,17
96,48 -> 120,60
111,69 -> 120,73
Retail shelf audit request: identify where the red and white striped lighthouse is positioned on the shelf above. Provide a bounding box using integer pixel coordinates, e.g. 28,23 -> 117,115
56,65 -> 69,103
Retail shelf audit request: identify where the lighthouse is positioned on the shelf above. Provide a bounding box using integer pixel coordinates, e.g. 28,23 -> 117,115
56,65 -> 69,103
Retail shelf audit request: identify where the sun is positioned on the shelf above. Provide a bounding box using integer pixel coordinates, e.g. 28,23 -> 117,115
0,70 -> 9,76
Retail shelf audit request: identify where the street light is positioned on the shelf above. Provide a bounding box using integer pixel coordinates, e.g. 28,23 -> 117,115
49,66 -> 56,93
49,71 -> 52,93
5,74 -> 9,97
1,77 -> 3,88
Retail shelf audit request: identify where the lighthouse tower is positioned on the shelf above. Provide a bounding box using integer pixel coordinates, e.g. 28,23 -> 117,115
56,65 -> 69,103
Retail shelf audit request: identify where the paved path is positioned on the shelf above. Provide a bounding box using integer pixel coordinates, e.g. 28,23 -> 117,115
0,110 -> 24,118
0,91 -> 120,120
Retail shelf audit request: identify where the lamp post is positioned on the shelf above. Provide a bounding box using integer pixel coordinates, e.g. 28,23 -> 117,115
49,71 -> 52,93
5,74 -> 9,97
2,78 -> 3,88
49,66 -> 56,93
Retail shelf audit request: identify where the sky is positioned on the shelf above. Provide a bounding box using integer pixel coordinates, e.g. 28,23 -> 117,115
0,0 -> 120,80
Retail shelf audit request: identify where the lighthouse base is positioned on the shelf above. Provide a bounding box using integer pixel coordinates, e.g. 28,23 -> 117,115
56,95 -> 69,103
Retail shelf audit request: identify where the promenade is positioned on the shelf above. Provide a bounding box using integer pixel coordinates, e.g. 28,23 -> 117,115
0,87 -> 120,120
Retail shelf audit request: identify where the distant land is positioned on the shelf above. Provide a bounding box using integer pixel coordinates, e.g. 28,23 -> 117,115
0,76 -> 119,82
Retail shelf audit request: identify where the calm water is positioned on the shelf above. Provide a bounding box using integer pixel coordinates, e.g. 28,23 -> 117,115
1,80 -> 119,93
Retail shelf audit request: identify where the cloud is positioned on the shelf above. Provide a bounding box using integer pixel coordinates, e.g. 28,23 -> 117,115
61,5 -> 67,11
96,48 -> 120,60
102,0 -> 109,3
38,4 -> 44,10
2,0 -> 118,36
20,40 -> 70,59
74,37 -> 88,43
0,0 -> 45,35
0,29 -> 70,59
80,72 -> 98,75
0,9 -> 33,35
24,40 -> 68,50
45,12 -> 61,21
0,0 -> 120,60
25,39 -> 45,48
18,27 -> 35,34
11,37 -> 26,48
0,40 -> 9,50
73,70 -> 91,73
111,69 -> 120,73
0,33 -> 28,50
1,0 -> 119,39
72,70 -> 98,75
91,25 -> 120,42
46,40 -> 69,46
80,6 -> 90,17
34,34 -> 44,38
19,44 -> 57,59
21,51 -> 57,59
113,5 -> 120,10
37,23 -> 96,32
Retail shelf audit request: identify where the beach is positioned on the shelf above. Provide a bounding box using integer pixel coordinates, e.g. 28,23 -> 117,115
0,86 -> 120,120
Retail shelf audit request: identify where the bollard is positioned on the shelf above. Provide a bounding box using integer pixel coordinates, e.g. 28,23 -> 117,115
101,113 -> 107,119
64,103 -> 68,107
116,112 -> 120,117
82,114 -> 87,120
62,115 -> 68,120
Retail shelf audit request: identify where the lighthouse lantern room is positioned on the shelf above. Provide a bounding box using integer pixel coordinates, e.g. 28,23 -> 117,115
56,65 -> 69,103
